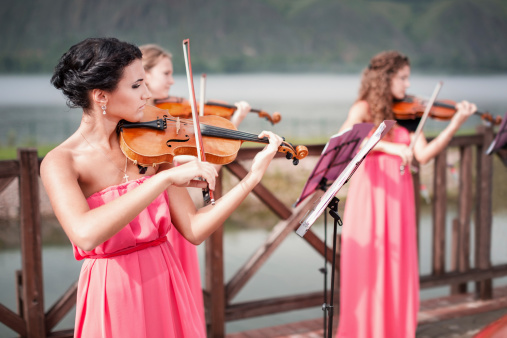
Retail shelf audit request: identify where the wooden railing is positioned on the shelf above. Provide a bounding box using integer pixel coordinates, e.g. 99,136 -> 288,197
0,149 -> 47,337
0,125 -> 502,337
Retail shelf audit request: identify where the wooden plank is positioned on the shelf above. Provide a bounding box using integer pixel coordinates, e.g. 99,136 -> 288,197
225,161 -> 292,220
18,148 -> 45,337
225,291 -> 326,321
495,148 -> 507,166
418,288 -> 507,325
227,286 -> 507,337
412,164 -> 421,261
205,170 -> 225,338
450,219 -> 463,294
45,281 -> 78,331
428,134 -> 483,148
0,303 -> 26,336
226,317 -> 326,338
47,329 -> 75,338
448,134 -> 484,147
475,137 -> 483,298
225,191 -> 325,303
432,149 -> 447,275
0,159 -> 19,178
0,177 -> 15,193
475,126 -> 494,299
456,145 -> 473,293
16,269 -> 24,328
420,264 -> 507,288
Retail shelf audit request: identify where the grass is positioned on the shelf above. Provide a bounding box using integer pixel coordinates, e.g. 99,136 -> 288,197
0,145 -> 56,160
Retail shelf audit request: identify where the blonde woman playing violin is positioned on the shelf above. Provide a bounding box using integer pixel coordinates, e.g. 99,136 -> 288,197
139,43 -> 254,327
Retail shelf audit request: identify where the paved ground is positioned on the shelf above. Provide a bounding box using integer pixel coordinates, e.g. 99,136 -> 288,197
416,307 -> 507,337
227,303 -> 507,337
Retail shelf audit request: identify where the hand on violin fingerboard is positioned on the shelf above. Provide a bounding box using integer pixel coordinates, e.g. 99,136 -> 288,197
230,101 -> 251,128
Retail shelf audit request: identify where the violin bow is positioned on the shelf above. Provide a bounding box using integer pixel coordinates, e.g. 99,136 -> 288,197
400,81 -> 443,175
183,39 -> 215,205
199,73 -> 206,117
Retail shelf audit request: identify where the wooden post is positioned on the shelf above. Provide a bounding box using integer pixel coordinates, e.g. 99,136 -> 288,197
412,163 -> 421,261
432,150 -> 447,275
454,146 -> 473,294
16,270 -> 24,319
18,148 -> 45,337
450,218 -> 460,294
205,168 -> 225,337
475,126 -> 494,299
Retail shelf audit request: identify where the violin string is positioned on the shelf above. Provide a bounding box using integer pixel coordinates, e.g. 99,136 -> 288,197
163,116 -> 269,142
202,125 -> 293,148
80,131 -> 130,183
156,116 -> 294,151
201,125 -> 267,142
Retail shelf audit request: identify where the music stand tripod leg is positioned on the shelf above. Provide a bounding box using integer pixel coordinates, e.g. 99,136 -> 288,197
323,196 -> 342,338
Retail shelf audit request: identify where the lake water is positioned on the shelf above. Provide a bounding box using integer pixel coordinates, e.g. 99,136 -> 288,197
1,73 -> 507,145
1,73 -> 507,336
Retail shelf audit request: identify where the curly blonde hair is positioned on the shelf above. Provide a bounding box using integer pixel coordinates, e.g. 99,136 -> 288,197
358,51 -> 409,126
139,44 -> 172,72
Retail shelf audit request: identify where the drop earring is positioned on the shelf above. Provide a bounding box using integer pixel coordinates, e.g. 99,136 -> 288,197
102,105 -> 107,115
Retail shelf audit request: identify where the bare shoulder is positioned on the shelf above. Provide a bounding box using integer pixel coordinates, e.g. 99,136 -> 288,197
349,100 -> 370,120
40,141 -> 78,186
339,100 -> 370,132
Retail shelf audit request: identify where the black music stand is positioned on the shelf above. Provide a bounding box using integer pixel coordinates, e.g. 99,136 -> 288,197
294,122 -> 374,208
486,111 -> 507,166
296,120 -> 396,338
294,122 -> 372,337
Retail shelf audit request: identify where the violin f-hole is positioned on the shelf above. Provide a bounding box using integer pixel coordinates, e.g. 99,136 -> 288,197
166,137 -> 190,147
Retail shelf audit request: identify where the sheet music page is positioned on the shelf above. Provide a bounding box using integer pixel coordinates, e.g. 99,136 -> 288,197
294,122 -> 374,207
296,120 -> 395,237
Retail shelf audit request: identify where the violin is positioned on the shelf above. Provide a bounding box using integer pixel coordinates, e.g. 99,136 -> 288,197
155,97 -> 282,125
118,105 -> 308,166
393,95 -> 502,125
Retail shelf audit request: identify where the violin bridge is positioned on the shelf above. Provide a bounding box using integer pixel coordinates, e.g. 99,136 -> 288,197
176,117 -> 181,135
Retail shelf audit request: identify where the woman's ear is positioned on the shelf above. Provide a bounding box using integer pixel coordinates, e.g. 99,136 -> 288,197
91,88 -> 108,106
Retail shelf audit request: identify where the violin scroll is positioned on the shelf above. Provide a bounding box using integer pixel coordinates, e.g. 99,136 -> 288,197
279,142 -> 309,165
480,112 -> 503,125
258,110 -> 282,125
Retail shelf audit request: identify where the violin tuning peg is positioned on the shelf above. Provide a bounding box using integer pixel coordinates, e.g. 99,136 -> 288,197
286,152 -> 293,160
292,158 -> 299,166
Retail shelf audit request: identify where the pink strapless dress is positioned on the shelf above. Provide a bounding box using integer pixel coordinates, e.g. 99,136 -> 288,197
167,219 -> 205,324
73,177 -> 205,338
336,127 -> 419,338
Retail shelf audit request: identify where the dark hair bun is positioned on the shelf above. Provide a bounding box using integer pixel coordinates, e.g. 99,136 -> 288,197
51,37 -> 142,109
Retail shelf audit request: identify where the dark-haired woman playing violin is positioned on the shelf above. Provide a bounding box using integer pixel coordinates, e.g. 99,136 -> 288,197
336,51 -> 476,338
41,37 -> 282,337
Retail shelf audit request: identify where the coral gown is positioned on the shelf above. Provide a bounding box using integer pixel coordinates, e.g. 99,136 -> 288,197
336,126 -> 419,338
167,220 -> 205,324
73,177 -> 206,337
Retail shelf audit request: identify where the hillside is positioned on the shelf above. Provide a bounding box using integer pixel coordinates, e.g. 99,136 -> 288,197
1,0 -> 506,74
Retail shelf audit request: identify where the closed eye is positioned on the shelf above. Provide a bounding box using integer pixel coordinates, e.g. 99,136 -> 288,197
132,79 -> 143,89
